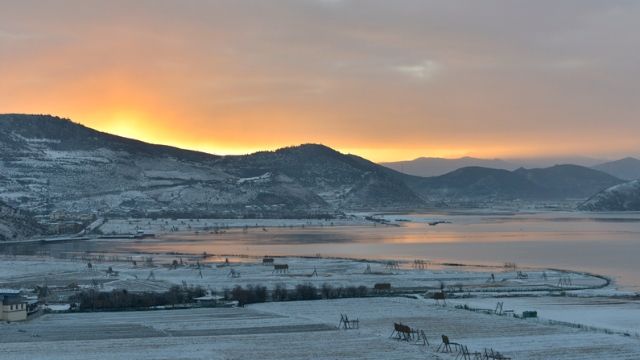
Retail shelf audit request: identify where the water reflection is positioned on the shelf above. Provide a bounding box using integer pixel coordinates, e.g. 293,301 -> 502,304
2,212 -> 640,290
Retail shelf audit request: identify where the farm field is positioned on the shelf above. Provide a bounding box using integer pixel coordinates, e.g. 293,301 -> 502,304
2,298 -> 640,359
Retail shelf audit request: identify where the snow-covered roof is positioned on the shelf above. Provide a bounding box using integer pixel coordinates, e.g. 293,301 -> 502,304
0,289 -> 21,295
195,294 -> 224,301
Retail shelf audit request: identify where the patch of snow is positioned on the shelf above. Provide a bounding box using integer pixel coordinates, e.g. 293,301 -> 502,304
237,172 -> 271,185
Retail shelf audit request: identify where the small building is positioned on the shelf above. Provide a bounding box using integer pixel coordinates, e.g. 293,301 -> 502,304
49,211 -> 67,221
194,291 -> 224,307
1,290 -> 28,322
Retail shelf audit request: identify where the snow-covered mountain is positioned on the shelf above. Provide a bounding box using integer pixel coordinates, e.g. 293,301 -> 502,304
0,114 -> 424,215
579,180 -> 640,211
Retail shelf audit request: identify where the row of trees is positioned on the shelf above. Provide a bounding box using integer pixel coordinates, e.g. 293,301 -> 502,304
229,282 -> 369,306
71,282 -> 376,310
71,285 -> 207,310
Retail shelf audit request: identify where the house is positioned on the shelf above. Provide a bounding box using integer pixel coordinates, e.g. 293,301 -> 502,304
194,291 -> 224,307
49,211 -> 67,221
0,290 -> 27,322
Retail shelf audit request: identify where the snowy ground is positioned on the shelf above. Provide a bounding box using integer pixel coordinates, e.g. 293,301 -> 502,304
2,229 -> 640,358
447,296 -> 640,336
2,298 -> 640,359
0,254 -> 608,297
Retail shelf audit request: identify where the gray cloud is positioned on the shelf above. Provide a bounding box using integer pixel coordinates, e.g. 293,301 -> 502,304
0,1 -> 638,160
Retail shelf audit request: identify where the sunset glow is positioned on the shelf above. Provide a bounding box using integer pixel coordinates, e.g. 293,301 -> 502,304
1,1 -> 639,162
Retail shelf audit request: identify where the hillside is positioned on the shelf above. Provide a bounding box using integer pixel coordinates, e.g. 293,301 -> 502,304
2,114 -> 629,212
216,145 -> 423,208
579,180 -> 640,211
513,165 -> 625,199
399,167 -> 552,201
0,114 -> 424,215
0,200 -> 47,241
591,157 -> 640,181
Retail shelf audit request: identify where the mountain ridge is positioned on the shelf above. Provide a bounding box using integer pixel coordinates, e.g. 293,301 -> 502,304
513,165 -> 625,199
379,155 -> 616,178
394,166 -> 553,201
0,113 -> 634,213
0,114 -> 424,215
591,157 -> 640,181
379,157 -> 518,177
580,180 -> 640,211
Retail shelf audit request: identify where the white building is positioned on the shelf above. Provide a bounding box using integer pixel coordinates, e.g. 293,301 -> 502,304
0,290 -> 27,322
194,291 -> 224,307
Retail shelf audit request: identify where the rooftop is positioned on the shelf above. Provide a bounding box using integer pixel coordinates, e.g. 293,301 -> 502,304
0,289 -> 21,295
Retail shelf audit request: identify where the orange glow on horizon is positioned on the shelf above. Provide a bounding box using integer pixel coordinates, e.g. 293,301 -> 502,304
1,2 -> 639,163
75,114 -> 592,162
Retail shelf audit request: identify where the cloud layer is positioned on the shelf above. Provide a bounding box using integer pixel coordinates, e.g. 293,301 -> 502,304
1,1 -> 638,161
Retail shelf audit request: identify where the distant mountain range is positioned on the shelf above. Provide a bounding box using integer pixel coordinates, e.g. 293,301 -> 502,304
379,165 -> 624,202
513,165 -> 625,199
381,156 -> 640,180
591,157 -> 640,181
0,114 -> 636,215
379,157 -> 518,178
395,167 -> 551,201
510,156 -> 609,169
580,180 -> 640,211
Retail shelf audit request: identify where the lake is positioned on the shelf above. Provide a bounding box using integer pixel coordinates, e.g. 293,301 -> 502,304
4,211 -> 640,291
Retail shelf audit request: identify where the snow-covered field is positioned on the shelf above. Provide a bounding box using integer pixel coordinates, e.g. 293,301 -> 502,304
3,217 -> 640,358
447,296 -> 640,336
0,253 -> 608,296
2,297 -> 640,359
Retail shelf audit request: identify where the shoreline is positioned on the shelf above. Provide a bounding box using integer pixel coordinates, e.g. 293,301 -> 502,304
0,224 -> 638,296
3,248 -> 640,354
0,249 -> 627,296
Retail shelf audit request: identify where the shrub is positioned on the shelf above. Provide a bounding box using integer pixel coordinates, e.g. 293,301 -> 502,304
294,283 -> 318,300
344,285 -> 358,298
273,283 -> 288,301
321,283 -> 333,299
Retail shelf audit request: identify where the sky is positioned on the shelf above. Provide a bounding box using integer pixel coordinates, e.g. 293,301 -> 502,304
1,1 -> 639,163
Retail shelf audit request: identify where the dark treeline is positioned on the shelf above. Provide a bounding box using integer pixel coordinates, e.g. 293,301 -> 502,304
71,285 -> 206,310
231,282 -> 369,306
70,282 -> 374,310
229,284 -> 268,305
